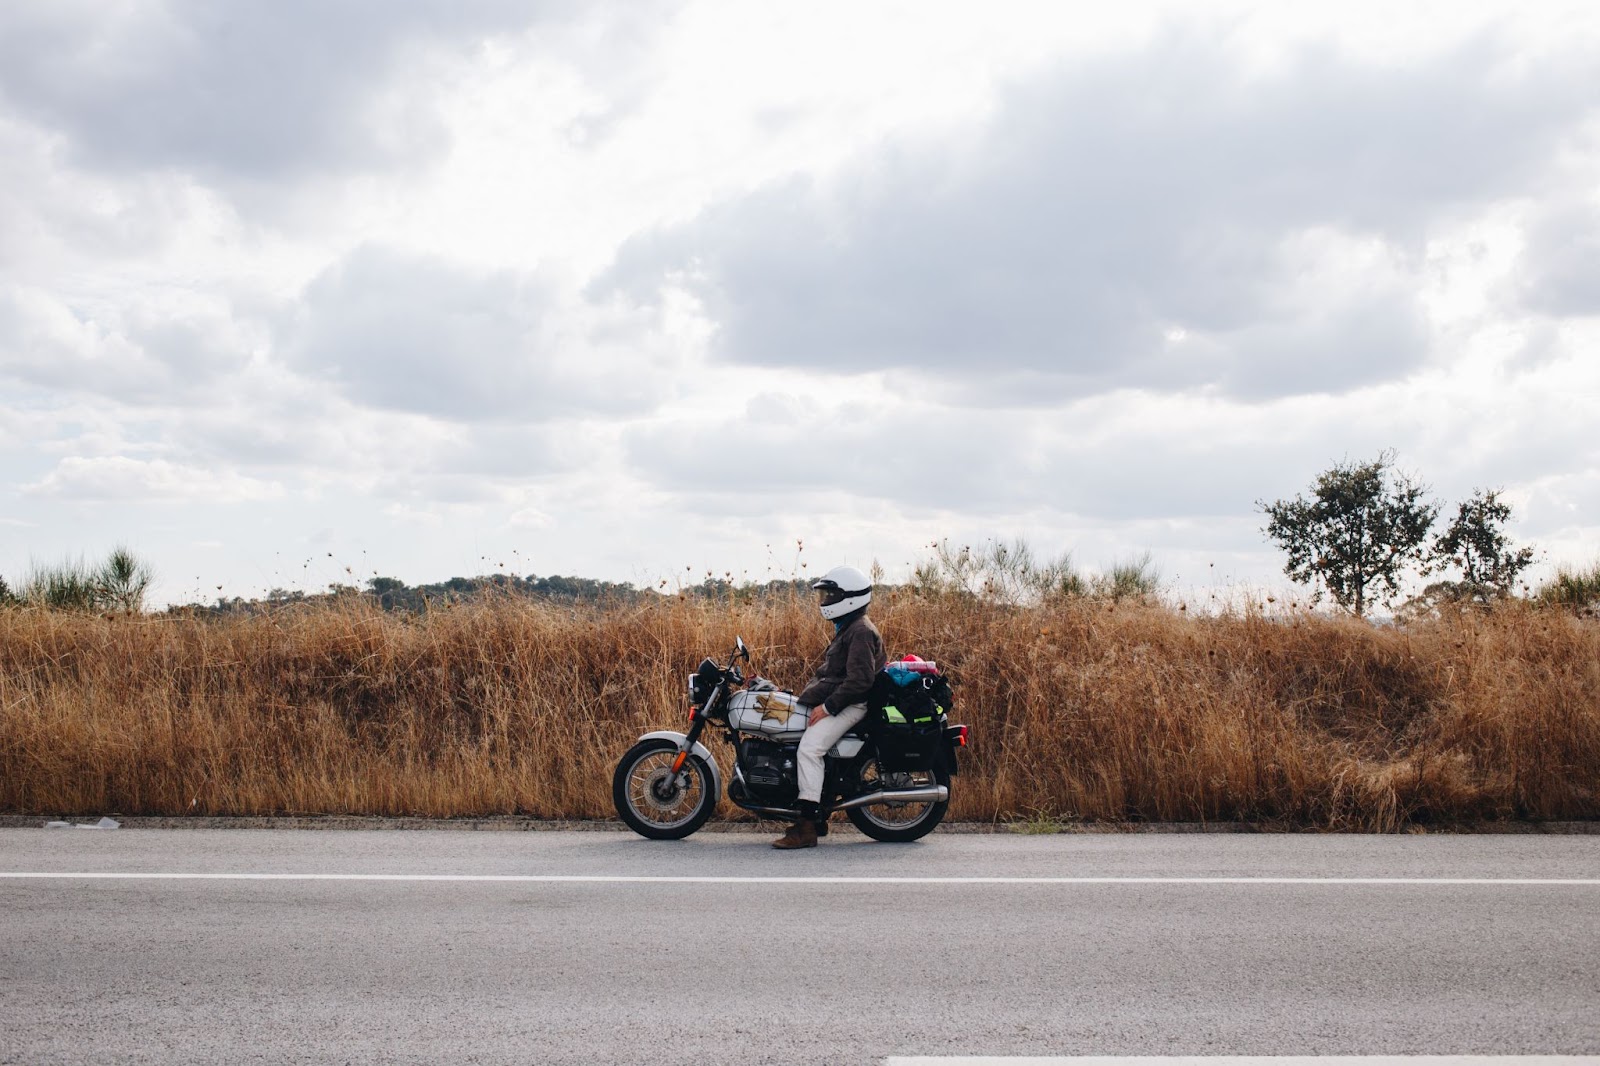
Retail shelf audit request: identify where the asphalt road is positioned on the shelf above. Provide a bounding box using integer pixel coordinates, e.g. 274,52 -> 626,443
2,828 -> 1597,1065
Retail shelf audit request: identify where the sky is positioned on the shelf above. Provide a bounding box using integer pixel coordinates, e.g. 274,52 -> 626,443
1,0 -> 1597,606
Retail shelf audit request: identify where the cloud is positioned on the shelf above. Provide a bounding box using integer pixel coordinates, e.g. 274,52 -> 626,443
382,502 -> 446,528
0,285 -> 258,404
0,288 -> 144,387
0,287 -> 178,400
620,342 -> 1600,533
622,388 -> 1336,524
508,507 -> 554,529
0,1 -> 573,183
289,246 -> 553,418
1517,199 -> 1600,318
285,244 -> 671,420
600,31 -> 1600,400
24,456 -> 284,503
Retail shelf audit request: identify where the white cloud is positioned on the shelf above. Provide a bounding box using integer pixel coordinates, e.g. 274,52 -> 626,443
600,30 -> 1599,400
0,287 -> 167,397
0,283 -> 265,406
24,457 -> 284,503
284,243 -> 684,421
382,503 -> 447,528
508,507 -> 554,529
0,2 -> 576,182
1517,196 -> 1600,318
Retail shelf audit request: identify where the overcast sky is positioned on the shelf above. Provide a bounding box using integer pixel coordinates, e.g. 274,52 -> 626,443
2,0 -> 1596,605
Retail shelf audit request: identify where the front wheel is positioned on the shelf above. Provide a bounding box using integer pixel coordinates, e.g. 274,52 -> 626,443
845,759 -> 950,843
613,739 -> 718,840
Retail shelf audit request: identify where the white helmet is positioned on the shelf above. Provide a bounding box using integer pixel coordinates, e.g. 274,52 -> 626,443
813,565 -> 872,621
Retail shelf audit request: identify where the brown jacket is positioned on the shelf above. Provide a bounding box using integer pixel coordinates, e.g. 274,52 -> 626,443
797,612 -> 887,714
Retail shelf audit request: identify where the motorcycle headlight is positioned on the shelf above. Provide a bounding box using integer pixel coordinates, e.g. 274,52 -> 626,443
689,657 -> 721,706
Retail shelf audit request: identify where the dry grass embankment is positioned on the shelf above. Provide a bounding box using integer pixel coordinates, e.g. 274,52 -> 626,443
1,591 -> 1596,829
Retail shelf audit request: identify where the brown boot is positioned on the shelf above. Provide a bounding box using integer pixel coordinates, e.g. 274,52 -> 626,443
771,819 -> 818,849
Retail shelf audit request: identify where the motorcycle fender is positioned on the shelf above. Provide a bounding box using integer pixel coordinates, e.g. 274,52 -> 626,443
944,723 -> 967,775
943,746 -> 960,775
639,730 -> 723,800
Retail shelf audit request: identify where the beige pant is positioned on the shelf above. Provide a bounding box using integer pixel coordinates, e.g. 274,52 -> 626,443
797,702 -> 868,804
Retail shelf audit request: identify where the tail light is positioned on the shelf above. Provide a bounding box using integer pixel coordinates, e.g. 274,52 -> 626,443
946,724 -> 969,747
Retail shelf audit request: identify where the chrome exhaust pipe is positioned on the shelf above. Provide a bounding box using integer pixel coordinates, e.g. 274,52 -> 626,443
834,785 -> 948,811
729,786 -> 948,819
735,803 -> 803,819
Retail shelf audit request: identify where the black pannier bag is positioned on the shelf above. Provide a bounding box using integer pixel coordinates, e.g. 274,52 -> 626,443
867,668 -> 954,772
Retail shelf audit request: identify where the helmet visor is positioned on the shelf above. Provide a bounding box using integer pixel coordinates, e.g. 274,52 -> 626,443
817,585 -> 848,608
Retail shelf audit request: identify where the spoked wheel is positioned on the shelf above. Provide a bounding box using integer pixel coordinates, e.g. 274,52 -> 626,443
844,758 -> 950,842
612,739 -> 718,840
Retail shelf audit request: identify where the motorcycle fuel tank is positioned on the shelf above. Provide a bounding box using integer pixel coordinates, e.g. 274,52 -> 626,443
726,689 -> 808,739
726,690 -> 867,758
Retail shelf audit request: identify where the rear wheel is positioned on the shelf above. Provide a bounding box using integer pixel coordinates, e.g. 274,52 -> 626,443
612,739 -> 717,840
844,758 -> 950,842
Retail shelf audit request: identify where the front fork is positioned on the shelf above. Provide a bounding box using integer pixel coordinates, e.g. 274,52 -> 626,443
667,715 -> 709,784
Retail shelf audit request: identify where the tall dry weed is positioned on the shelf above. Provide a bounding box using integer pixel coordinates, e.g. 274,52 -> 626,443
0,591 -> 1595,828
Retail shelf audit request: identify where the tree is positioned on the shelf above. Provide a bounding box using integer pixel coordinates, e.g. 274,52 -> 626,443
97,547 -> 154,613
1428,489 -> 1536,603
1260,453 -> 1437,617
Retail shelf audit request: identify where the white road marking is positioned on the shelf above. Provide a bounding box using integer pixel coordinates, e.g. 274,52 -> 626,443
1,873 -> 1597,885
883,1059 -> 1600,1066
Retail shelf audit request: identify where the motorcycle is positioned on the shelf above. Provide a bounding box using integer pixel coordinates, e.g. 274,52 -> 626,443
612,637 -> 969,842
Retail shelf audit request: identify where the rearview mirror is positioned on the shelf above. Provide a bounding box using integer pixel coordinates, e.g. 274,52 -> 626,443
735,636 -> 749,660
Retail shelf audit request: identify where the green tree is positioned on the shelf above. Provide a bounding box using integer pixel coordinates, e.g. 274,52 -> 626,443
1260,453 -> 1437,617
1429,489 -> 1536,603
98,546 -> 154,613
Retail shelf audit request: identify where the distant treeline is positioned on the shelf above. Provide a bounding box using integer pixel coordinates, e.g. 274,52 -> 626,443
186,573 -> 816,616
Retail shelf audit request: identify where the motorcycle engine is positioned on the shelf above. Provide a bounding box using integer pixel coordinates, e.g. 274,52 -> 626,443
737,735 -> 797,804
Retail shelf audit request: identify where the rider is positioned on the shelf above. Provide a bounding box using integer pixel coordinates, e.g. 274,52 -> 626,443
772,565 -> 887,850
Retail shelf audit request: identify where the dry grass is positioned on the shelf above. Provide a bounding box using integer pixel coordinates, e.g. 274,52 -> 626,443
1,590 -> 1596,828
